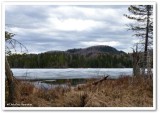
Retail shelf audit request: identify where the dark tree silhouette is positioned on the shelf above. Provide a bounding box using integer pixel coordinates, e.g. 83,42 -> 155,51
124,5 -> 153,75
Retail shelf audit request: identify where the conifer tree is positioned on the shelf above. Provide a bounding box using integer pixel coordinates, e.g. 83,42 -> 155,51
124,5 -> 153,75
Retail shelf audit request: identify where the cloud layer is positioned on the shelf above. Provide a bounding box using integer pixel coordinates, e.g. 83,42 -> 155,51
5,5 -> 136,53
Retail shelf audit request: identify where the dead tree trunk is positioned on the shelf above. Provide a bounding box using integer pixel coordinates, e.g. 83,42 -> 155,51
5,57 -> 16,104
147,51 -> 152,79
132,46 -> 140,77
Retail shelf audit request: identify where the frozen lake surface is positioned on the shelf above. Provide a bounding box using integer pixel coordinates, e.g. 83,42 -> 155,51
12,68 -> 133,80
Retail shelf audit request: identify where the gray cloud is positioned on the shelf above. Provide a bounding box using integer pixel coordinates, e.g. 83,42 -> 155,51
5,5 -> 136,53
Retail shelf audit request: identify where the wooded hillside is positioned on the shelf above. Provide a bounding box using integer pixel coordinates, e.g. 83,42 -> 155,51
7,45 -> 132,68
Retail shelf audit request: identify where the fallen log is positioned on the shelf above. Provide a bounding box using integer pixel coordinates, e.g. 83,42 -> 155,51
91,75 -> 109,86
75,75 -> 109,90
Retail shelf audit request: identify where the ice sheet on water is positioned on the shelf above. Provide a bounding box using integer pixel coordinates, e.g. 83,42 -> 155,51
11,68 -> 133,80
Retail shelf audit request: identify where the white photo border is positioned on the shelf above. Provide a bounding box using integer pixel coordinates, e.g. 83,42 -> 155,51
1,1 -> 157,111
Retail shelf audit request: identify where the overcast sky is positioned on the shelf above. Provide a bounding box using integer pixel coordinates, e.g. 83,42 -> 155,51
5,5 -> 137,53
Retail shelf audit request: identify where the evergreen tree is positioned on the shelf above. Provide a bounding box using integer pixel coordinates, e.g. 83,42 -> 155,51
124,5 -> 153,75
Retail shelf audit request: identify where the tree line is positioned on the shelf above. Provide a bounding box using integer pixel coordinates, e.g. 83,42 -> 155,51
7,52 -> 132,68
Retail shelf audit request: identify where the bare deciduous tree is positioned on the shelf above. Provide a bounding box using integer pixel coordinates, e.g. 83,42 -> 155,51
5,31 -> 27,104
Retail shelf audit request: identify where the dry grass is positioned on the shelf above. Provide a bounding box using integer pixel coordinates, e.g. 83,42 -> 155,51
5,76 -> 153,107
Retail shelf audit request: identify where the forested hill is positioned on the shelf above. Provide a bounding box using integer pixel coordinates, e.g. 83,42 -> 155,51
7,45 -> 132,68
47,45 -> 126,55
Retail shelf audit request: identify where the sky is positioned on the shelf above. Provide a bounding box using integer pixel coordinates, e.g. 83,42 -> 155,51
5,5 -> 137,53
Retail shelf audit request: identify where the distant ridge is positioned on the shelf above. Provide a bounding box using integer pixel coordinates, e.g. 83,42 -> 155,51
66,45 -> 126,55
46,45 -> 126,55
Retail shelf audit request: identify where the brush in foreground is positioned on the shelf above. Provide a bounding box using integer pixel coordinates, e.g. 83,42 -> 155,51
5,76 -> 153,107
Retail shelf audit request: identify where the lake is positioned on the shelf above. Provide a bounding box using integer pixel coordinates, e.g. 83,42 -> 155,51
11,68 -> 133,80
